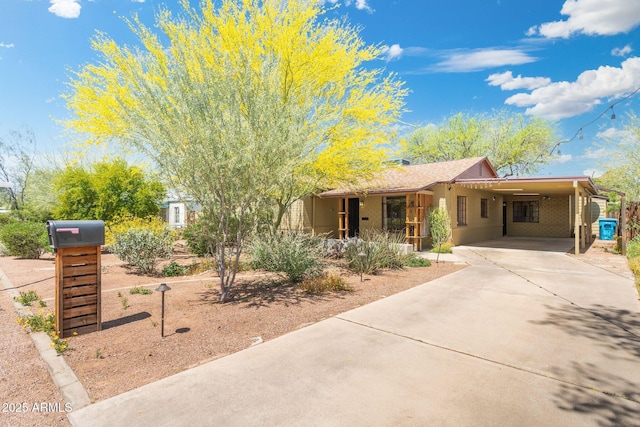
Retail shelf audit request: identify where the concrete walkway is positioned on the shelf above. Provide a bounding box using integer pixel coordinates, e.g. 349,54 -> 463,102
69,238 -> 640,427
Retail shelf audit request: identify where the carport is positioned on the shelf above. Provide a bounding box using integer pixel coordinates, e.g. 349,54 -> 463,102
455,176 -> 599,255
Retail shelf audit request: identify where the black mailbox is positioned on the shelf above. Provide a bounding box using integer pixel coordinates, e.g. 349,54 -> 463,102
47,220 -> 105,250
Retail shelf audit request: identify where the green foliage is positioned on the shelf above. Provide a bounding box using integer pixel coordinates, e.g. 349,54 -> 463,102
182,219 -> 218,257
129,286 -> 152,295
0,221 -> 49,259
249,232 -> 324,283
595,113 -> 640,201
13,290 -> 41,306
300,273 -> 352,294
344,230 -> 406,274
110,226 -> 174,275
53,158 -> 165,222
403,253 -> 432,267
428,208 -> 452,247
16,310 -> 70,354
402,111 -> 557,177
106,215 -> 174,247
0,128 -> 37,216
63,0 -> 407,302
430,242 -> 453,253
626,238 -> 640,259
162,261 -> 187,277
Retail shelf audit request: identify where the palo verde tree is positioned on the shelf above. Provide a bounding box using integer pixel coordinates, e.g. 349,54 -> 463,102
0,128 -> 37,217
402,110 -> 558,177
428,207 -> 451,263
53,158 -> 165,222
595,112 -> 640,201
63,0 -> 407,302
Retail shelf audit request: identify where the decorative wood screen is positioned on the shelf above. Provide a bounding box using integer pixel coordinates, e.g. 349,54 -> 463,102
338,198 -> 348,239
406,193 -> 427,251
55,246 -> 101,338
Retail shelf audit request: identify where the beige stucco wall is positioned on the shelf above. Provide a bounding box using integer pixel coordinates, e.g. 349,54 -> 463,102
359,195 -> 384,232
505,196 -> 571,238
448,184 -> 504,245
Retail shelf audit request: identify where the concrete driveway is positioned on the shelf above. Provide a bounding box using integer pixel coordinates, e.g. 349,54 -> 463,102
69,238 -> 640,427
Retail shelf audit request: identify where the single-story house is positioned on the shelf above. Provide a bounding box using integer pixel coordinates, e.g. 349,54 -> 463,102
282,157 -> 599,255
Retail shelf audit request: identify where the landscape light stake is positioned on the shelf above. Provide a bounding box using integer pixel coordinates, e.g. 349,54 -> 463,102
156,283 -> 172,338
358,252 -> 366,282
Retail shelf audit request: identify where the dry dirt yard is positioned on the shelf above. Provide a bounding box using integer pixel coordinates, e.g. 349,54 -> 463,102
0,251 -> 465,426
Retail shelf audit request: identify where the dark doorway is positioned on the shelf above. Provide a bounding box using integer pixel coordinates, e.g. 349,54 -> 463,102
348,198 -> 360,237
503,202 -> 507,236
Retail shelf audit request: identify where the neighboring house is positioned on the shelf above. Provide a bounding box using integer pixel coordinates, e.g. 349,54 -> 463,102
160,199 -> 198,228
282,157 -> 599,255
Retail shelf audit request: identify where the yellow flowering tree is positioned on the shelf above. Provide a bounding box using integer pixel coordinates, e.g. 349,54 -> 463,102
63,0 -> 407,301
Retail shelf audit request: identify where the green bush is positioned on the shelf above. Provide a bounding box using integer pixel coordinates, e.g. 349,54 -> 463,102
626,239 -> 640,259
182,221 -> 215,256
403,253 -> 432,267
110,227 -> 174,275
344,230 -> 406,274
248,232 -> 324,283
162,261 -> 187,277
14,290 -> 42,306
0,221 -> 49,259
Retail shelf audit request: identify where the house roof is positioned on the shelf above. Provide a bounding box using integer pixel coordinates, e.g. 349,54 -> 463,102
455,175 -> 599,196
319,157 -> 495,197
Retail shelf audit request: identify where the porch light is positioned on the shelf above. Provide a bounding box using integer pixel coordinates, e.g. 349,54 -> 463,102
156,283 -> 172,338
359,200 -> 364,207
358,252 -> 366,282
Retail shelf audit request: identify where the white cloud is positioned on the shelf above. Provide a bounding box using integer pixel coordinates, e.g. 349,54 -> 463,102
49,0 -> 81,18
0,43 -> 14,49
382,44 -> 403,61
553,154 -> 573,164
612,44 -> 633,57
596,127 -> 628,139
486,71 -> 551,90
528,0 -> 640,39
504,57 -> 640,119
433,48 -> 538,73
583,169 -> 603,178
582,148 -> 608,160
321,0 -> 372,12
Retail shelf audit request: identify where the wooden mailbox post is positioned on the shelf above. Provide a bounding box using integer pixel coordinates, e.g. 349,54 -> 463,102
47,220 -> 104,338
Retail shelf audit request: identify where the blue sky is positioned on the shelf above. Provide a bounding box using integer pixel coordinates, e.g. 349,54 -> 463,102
1,0 -> 640,177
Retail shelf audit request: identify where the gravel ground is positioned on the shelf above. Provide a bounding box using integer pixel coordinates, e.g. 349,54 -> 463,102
0,252 -> 465,426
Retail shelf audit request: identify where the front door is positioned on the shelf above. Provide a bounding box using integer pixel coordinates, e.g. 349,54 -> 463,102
503,202 -> 507,236
348,198 -> 360,237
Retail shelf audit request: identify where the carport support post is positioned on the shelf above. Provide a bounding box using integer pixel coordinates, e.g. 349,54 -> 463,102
573,181 -> 580,255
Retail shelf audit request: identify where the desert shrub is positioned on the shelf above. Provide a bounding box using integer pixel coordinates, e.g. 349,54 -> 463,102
300,273 -> 352,294
110,226 -> 174,275
14,290 -> 42,306
403,253 -> 432,267
129,286 -> 152,295
182,220 -> 215,256
162,261 -> 187,277
430,242 -> 453,254
105,215 -> 174,247
248,232 -> 324,283
0,221 -> 49,259
626,238 -> 640,259
344,230 -> 406,274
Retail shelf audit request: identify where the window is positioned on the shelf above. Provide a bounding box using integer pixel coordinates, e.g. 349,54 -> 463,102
481,198 -> 488,218
386,196 -> 406,233
173,206 -> 181,224
457,196 -> 467,226
513,201 -> 539,223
